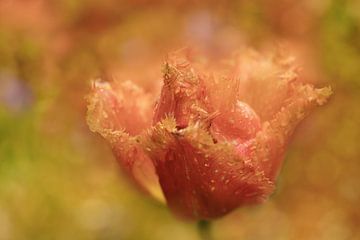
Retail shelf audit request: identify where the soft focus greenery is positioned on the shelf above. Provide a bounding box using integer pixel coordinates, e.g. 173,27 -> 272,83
0,0 -> 359,239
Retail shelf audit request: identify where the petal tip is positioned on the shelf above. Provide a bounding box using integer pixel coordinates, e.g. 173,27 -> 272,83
316,86 -> 332,106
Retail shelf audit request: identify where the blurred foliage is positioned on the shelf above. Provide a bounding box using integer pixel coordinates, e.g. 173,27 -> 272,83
320,0 -> 360,88
0,0 -> 359,239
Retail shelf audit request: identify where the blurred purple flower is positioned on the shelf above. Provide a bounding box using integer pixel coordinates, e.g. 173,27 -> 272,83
0,73 -> 33,113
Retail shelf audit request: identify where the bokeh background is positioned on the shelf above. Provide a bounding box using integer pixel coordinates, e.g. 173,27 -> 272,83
0,0 -> 359,239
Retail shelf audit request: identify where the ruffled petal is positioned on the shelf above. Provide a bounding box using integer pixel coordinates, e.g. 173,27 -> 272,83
142,117 -> 274,219
86,80 -> 164,201
235,49 -> 300,121
237,83 -> 332,180
153,49 -> 209,128
87,80 -> 153,135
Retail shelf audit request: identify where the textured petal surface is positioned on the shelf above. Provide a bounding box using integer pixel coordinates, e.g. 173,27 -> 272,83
86,80 -> 164,201
143,117 -> 274,219
153,49 -> 209,128
87,80 -> 153,135
250,84 -> 332,180
153,49 -> 262,142
234,49 -> 300,121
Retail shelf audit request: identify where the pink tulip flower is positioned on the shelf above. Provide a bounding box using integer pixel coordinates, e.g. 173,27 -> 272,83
86,48 -> 331,220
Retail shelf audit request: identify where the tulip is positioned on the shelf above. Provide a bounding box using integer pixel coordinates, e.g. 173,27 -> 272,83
86,48 -> 331,220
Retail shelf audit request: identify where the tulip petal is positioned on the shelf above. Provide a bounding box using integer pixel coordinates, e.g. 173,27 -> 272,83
143,117 -> 274,219
244,83 -> 332,180
235,49 -> 300,121
153,49 -> 209,128
86,80 -> 164,201
87,80 -> 153,135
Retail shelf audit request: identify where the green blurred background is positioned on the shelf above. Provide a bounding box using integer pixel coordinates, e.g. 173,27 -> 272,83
0,0 -> 359,239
